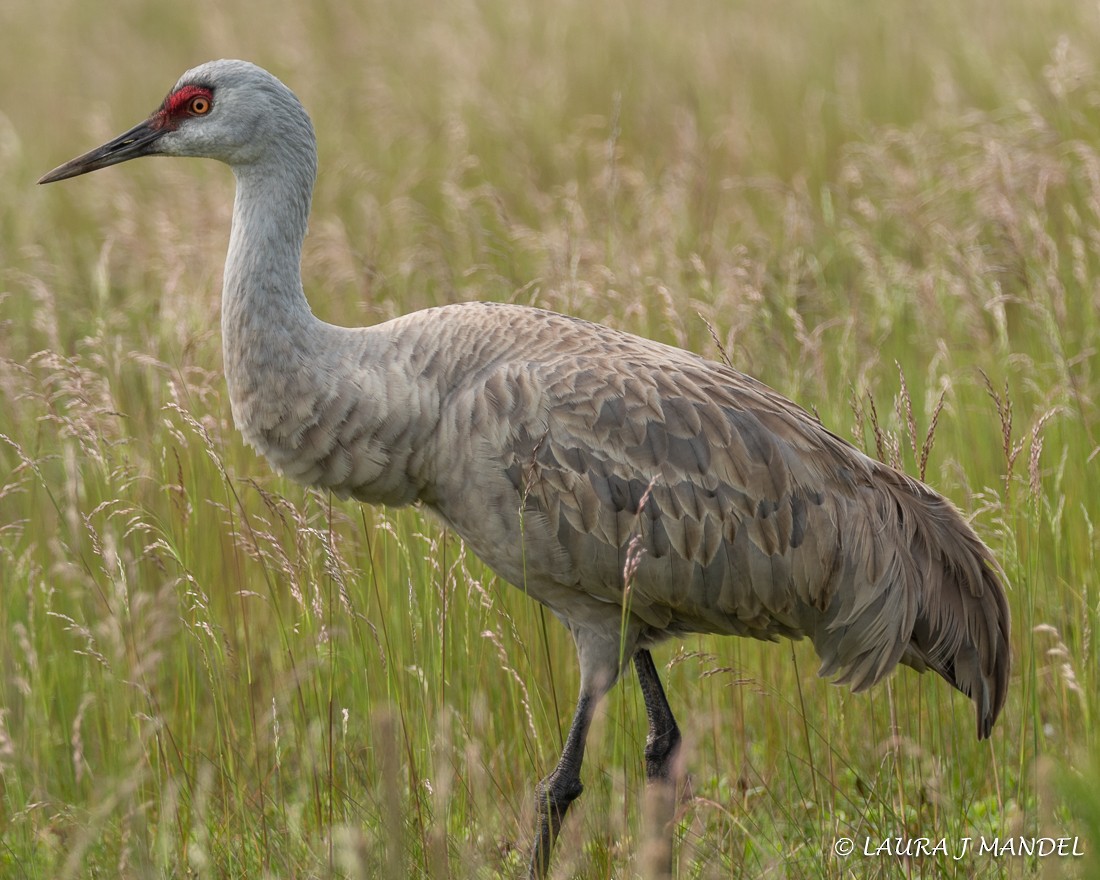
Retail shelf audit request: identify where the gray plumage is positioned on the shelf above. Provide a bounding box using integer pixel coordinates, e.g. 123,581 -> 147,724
40,60 -> 1011,878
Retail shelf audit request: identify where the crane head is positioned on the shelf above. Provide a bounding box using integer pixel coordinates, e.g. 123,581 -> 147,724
39,60 -> 314,184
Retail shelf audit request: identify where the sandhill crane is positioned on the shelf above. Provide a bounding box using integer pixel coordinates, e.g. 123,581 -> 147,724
40,60 -> 1010,878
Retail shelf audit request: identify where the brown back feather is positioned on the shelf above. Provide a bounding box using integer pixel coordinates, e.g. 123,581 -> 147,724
430,305 -> 1011,738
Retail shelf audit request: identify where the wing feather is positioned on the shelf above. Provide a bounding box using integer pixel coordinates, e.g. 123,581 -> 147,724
424,304 -> 1009,739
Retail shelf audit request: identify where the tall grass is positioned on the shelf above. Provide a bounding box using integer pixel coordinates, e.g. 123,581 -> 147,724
2,0 -> 1098,876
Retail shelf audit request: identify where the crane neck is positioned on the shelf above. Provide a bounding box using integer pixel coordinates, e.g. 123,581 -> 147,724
222,140 -> 319,338
219,130 -> 323,447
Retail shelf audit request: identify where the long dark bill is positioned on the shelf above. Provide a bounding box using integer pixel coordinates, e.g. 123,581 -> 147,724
39,118 -> 167,184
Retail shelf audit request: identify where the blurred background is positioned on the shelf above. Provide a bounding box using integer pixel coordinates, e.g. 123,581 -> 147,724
2,0 -> 1098,876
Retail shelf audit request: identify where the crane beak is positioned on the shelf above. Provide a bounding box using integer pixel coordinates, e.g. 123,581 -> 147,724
38,117 -> 168,184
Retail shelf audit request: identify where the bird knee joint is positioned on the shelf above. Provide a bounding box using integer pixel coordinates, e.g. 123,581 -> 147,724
646,724 -> 681,760
644,724 -> 682,780
535,774 -> 584,815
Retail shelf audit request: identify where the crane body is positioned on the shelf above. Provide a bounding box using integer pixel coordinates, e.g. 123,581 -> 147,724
40,60 -> 1011,878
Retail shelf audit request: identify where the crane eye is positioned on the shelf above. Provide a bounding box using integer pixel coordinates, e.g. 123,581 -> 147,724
188,95 -> 211,115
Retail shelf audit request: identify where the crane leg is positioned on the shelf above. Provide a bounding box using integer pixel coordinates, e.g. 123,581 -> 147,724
633,649 -> 682,782
528,691 -> 597,879
634,649 -> 681,879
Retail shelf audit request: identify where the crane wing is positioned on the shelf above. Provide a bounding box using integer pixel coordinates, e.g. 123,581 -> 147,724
505,354 -> 859,634
498,335 -> 1006,734
417,304 -> 1007,737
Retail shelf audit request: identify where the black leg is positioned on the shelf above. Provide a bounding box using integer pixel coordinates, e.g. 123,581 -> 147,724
528,692 -> 597,879
634,649 -> 681,879
634,649 -> 681,783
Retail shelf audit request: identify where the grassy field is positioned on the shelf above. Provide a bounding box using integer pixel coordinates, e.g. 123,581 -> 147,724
2,0 -> 1099,876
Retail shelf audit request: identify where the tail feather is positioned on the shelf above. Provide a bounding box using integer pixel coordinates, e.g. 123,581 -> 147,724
811,465 -> 1011,740
906,546 -> 1010,739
